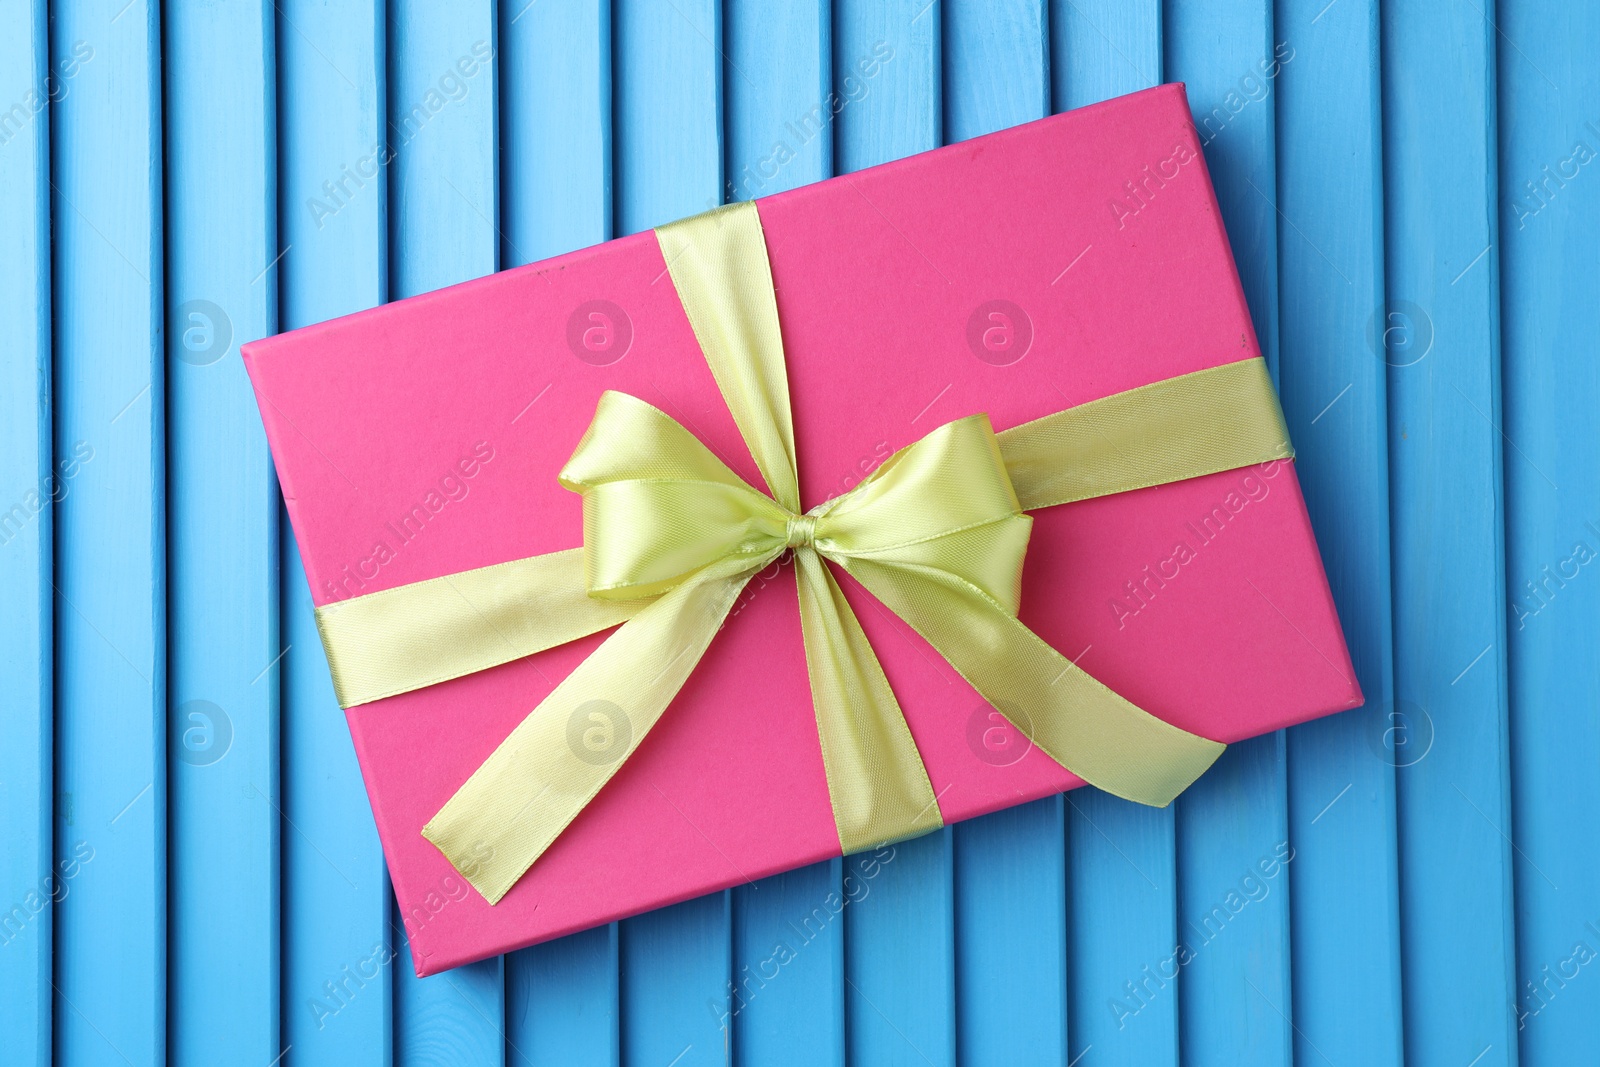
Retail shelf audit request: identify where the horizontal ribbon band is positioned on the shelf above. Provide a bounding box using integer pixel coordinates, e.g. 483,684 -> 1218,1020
316,357 -> 1289,709
997,356 -> 1292,511
310,200 -> 1295,904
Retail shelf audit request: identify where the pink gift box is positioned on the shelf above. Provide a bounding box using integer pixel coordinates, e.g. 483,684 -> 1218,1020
244,82 -> 1360,976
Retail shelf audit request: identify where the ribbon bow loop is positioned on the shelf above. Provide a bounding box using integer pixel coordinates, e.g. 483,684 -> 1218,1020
805,414 -> 1033,616
561,390 -> 790,599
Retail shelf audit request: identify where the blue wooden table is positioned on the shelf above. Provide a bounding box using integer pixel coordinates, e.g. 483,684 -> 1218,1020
1,0 -> 1591,1064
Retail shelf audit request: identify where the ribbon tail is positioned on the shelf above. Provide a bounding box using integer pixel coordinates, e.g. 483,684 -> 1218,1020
836,526 -> 1225,807
792,550 -> 945,854
423,559 -> 759,903
315,547 -> 650,708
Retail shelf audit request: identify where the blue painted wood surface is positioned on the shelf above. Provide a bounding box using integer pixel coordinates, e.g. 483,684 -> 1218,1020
1275,2 -> 1404,1064
278,1 -> 392,1063
4,1 -> 1592,1063
46,3 -> 167,1066
0,5 -> 52,1066
166,3 -> 280,1062
1501,2 -> 1600,1061
1383,2 -> 1519,1063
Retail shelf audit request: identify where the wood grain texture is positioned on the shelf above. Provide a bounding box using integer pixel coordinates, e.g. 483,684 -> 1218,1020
620,894 -> 732,1067
0,2 -> 51,1064
1498,0 -> 1600,1058
725,0 -> 830,201
499,0 -> 611,265
1052,0 -> 1162,108
845,834 -> 955,1067
614,0 -> 723,232
50,3 -> 167,1064
1173,739 -> 1293,1066
1066,792 -> 1178,1066
277,1 -> 393,1063
1274,0 -> 1404,1062
385,2 -> 505,1063
833,0 -> 941,176
498,3 -> 618,1064
612,3 -> 731,1064
11,6 -> 1576,1064
508,925 -> 619,1067
945,0 -> 1049,144
1382,2 -> 1519,1063
731,861 -> 845,1067
166,2 -> 280,1061
1163,3 -> 1294,1063
958,799 -> 1068,1065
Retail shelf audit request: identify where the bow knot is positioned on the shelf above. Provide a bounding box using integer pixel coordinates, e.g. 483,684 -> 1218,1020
785,513 -> 819,549
559,390 -> 1031,616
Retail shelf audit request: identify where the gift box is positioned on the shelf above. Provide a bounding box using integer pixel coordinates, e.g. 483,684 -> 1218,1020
243,82 -> 1360,975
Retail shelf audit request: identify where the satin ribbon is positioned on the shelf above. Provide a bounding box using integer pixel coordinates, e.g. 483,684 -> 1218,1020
313,201 -> 1294,904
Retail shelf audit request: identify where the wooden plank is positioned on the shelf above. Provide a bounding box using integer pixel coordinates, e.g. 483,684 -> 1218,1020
508,926 -> 619,1067
49,2 -> 167,1064
844,835 -> 954,1067
1051,0 -> 1163,107
1498,0 -> 1600,1057
611,2 -> 730,1063
957,800 -> 1068,1065
1172,740 -> 1292,1064
1049,5 -> 1181,1065
0,2 -> 51,1063
276,2 -> 393,1064
730,861 -> 845,1066
498,0 -> 610,263
620,895 -> 732,1067
724,0 -> 829,201
1382,2 -> 1518,1063
166,2 -> 279,1061
830,6 -> 955,1065
1273,0 -> 1403,1063
945,0 -> 1050,143
387,0 -> 499,297
1065,793 -> 1174,1065
384,1 -> 505,1062
833,0 -> 941,175
1163,4 -> 1294,1064
941,5 -> 1068,1065
614,0 -> 723,232
497,3 -> 619,1063
1161,0 -> 1283,379
721,4 -> 846,1064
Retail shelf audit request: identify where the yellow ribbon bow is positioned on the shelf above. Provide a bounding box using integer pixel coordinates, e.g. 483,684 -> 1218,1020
313,200 -> 1294,904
